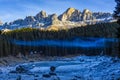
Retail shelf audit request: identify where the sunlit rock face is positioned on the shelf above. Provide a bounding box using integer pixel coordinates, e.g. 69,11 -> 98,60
59,7 -> 82,21
58,8 -> 96,22
82,9 -> 94,21
50,14 -> 61,25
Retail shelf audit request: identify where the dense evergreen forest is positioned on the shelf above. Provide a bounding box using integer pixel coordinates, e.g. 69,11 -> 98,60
0,22 -> 120,57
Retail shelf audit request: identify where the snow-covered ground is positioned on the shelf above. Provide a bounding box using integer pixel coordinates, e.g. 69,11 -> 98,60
0,55 -> 120,80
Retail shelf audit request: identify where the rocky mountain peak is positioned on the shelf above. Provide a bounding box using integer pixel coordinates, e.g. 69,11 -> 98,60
40,10 -> 47,17
36,10 -> 47,18
35,10 -> 48,21
82,9 -> 93,21
65,7 -> 76,16
59,7 -> 81,21
45,14 -> 60,26
83,9 -> 92,14
22,16 -> 36,25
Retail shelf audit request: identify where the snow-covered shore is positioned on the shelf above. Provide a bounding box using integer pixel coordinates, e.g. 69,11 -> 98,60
0,55 -> 120,80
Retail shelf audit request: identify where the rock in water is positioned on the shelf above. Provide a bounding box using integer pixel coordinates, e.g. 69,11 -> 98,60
42,74 -> 51,78
16,75 -> 21,80
0,69 -> 2,74
42,66 -> 58,79
10,65 -> 29,73
49,66 -> 57,76
50,66 -> 56,72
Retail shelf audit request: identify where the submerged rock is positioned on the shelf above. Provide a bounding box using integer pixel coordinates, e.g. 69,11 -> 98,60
16,65 -> 28,73
42,74 -> 51,78
0,69 -> 2,74
16,75 -> 22,80
10,65 -> 29,73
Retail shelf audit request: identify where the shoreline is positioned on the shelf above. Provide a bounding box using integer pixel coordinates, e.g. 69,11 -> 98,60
0,54 -> 81,67
0,53 -> 119,67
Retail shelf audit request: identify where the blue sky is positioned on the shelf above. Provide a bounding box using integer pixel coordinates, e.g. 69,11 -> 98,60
0,0 -> 116,23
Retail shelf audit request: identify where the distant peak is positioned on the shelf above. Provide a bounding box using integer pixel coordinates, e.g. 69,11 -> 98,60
67,7 -> 75,10
40,10 -> 46,14
39,10 -> 47,17
83,9 -> 91,13
35,10 -> 48,19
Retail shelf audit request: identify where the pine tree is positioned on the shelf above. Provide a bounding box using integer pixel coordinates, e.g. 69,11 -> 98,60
0,30 -> 1,34
114,0 -> 120,24
114,0 -> 120,57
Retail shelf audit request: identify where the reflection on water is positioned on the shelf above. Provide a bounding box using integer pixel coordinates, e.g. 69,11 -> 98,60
11,37 -> 118,48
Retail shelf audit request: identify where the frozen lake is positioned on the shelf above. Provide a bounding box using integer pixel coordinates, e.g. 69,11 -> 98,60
0,56 -> 120,80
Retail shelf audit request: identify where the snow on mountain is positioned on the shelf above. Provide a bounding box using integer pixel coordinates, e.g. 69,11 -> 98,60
0,8 -> 116,30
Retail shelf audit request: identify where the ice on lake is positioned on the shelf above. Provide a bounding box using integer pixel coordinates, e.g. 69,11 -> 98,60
0,55 -> 120,80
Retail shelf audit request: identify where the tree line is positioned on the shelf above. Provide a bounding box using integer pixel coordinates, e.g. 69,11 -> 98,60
0,22 -> 120,57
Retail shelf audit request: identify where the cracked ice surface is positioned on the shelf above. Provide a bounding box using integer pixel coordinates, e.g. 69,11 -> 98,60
0,56 -> 120,80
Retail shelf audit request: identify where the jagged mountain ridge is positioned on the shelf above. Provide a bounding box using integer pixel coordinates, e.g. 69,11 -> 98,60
1,7 -> 115,30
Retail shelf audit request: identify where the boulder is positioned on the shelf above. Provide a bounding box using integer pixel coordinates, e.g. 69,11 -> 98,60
42,66 -> 57,78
